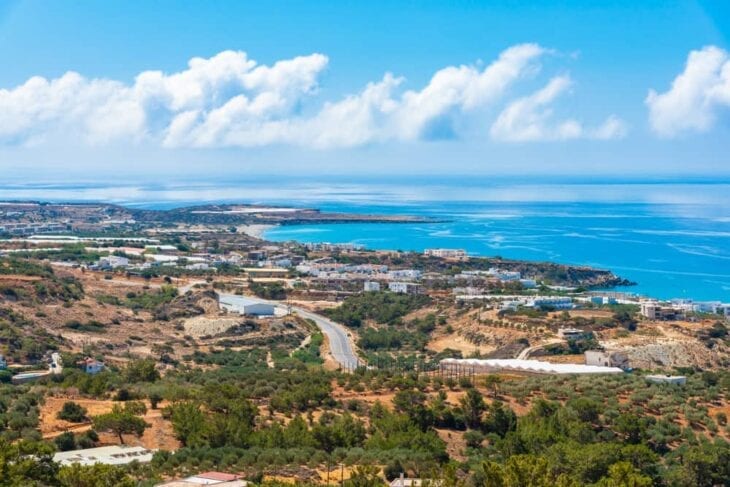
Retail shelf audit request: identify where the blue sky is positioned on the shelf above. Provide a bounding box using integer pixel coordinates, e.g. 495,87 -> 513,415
1,0 -> 729,179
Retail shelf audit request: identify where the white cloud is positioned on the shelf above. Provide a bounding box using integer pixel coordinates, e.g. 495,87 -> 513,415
646,45 -> 730,137
490,76 -> 626,142
0,44 -> 624,149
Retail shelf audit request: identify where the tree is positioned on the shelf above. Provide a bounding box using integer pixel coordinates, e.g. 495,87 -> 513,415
483,375 -> 503,398
57,401 -> 88,423
58,463 -> 134,487
0,439 -> 58,486
345,465 -> 384,487
123,358 -> 160,383
54,431 -> 77,451
594,462 -> 652,487
483,401 -> 517,437
460,388 -> 486,429
168,401 -> 208,447
92,404 -> 147,444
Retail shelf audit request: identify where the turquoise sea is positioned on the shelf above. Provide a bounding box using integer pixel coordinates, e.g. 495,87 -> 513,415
2,177 -> 730,301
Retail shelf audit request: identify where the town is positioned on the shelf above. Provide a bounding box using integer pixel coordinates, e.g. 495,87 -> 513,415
0,202 -> 729,485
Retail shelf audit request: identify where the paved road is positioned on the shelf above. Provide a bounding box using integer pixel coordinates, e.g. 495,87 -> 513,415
288,305 -> 360,370
216,293 -> 360,370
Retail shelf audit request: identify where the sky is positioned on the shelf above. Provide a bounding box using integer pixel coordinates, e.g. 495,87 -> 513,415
1,0 -> 729,180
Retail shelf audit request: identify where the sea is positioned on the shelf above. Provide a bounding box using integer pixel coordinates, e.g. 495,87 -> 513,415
2,176 -> 730,302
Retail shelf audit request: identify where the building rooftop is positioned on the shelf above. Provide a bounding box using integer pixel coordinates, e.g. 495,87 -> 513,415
440,358 -> 624,375
53,445 -> 155,466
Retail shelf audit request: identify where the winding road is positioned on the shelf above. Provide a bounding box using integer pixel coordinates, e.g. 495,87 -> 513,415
217,293 -> 360,370
287,305 -> 360,370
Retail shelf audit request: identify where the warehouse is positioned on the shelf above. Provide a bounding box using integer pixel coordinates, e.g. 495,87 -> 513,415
218,294 -> 276,316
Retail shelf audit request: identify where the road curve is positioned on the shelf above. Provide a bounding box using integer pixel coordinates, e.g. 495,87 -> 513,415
216,293 -> 360,370
289,305 -> 360,370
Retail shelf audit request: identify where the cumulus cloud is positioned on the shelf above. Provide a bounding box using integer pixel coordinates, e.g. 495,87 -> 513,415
490,76 -> 626,142
0,44 -> 623,149
646,45 -> 730,137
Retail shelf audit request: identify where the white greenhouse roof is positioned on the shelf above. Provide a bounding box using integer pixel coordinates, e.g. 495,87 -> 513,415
439,358 -> 623,375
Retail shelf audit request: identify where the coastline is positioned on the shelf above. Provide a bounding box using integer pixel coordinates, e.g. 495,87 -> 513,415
238,224 -> 275,239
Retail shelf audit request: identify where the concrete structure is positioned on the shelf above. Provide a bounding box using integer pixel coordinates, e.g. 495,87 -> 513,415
487,268 -> 521,282
640,301 -> 684,320
243,267 -> 289,278
98,255 -> 129,269
389,476 -> 439,487
532,296 -> 573,309
646,375 -> 687,385
557,328 -> 586,340
156,471 -> 248,486
439,358 -> 624,375
585,350 -> 629,369
519,279 -> 537,288
81,357 -> 105,374
591,296 -> 618,306
388,269 -> 422,281
424,248 -> 467,259
364,281 -> 380,292
219,295 -> 275,316
54,445 -> 155,466
388,281 -> 421,294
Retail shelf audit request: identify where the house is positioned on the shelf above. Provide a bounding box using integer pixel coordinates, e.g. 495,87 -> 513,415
519,279 -> 537,288
585,350 -> 629,369
364,281 -> 380,292
646,375 -> 687,385
424,248 -> 467,259
388,269 -> 422,281
388,282 -> 421,294
80,357 -> 105,375
156,471 -> 248,486
243,267 -> 289,279
531,297 -> 573,309
98,255 -> 129,269
218,295 -> 275,316
389,476 -> 440,487
640,301 -> 684,320
54,445 -> 155,466
557,328 -> 586,340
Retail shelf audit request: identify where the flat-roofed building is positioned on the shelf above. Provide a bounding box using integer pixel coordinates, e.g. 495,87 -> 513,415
156,471 -> 248,486
54,445 -> 155,466
364,281 -> 380,292
218,294 -> 275,316
585,350 -> 629,369
424,248 -> 467,259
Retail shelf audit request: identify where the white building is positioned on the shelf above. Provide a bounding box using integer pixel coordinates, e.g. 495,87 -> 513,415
487,268 -> 521,281
439,358 -> 624,375
364,281 -> 381,292
557,328 -> 586,340
519,279 -> 537,288
54,445 -> 155,466
388,282 -> 420,294
585,350 -> 629,369
81,358 -> 105,375
424,248 -> 467,259
156,471 -> 248,487
646,375 -> 687,385
531,297 -> 573,309
388,269 -> 422,281
218,295 -> 275,316
98,255 -> 129,269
